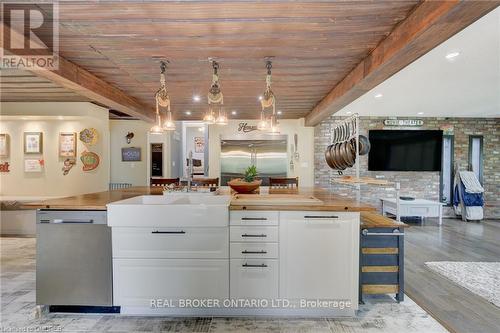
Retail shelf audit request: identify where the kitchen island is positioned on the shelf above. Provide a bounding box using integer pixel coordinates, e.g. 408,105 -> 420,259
24,187 -> 405,317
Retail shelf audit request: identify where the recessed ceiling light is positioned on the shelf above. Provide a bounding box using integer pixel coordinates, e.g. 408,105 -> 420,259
277,111 -> 282,115
185,111 -> 191,115
374,93 -> 383,99
445,51 -> 460,60
193,95 -> 200,102
346,111 -> 352,115
58,116 -> 64,120
258,96 -> 263,101
198,127 -> 205,132
231,111 -> 237,115
417,112 -> 424,115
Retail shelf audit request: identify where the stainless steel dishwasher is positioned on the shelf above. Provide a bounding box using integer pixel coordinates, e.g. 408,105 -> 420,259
36,210 -> 113,307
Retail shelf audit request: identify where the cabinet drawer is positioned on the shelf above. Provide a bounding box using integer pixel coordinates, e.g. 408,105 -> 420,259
230,259 -> 278,299
230,211 -> 279,226
113,259 -> 229,307
230,226 -> 278,242
407,205 -> 439,216
230,242 -> 278,259
280,211 -> 359,223
112,227 -> 228,259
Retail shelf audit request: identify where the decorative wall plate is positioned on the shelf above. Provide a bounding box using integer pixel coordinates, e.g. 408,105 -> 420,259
0,162 -> 10,173
62,158 -> 76,175
79,128 -> 99,145
80,151 -> 100,171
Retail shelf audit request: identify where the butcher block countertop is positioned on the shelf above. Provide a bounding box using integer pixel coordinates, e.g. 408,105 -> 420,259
20,186 -> 405,228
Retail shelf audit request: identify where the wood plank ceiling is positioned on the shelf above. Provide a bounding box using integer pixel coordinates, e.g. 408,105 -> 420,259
15,0 -> 420,120
0,69 -> 90,102
0,0 -> 426,120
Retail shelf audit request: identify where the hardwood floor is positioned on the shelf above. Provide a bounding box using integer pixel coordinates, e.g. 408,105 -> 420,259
404,218 -> 500,333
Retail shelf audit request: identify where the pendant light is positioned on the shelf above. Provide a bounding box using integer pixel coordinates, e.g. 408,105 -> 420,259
258,60 -> 279,133
205,60 -> 227,125
149,62 -> 163,134
150,60 -> 175,133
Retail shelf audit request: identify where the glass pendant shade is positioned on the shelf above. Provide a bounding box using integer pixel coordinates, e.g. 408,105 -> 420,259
163,111 -> 176,131
203,106 -> 216,124
257,109 -> 269,130
215,106 -> 228,125
150,112 -> 164,134
268,114 -> 280,135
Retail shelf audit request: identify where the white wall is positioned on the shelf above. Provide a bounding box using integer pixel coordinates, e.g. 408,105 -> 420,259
0,102 -> 110,197
110,119 -> 150,186
208,119 -> 314,187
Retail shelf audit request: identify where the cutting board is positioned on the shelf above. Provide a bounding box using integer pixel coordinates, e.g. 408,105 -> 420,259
232,194 -> 323,206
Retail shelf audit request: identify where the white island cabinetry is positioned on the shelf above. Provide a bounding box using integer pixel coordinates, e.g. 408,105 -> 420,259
279,211 -> 359,306
107,195 -> 231,314
108,195 -> 359,316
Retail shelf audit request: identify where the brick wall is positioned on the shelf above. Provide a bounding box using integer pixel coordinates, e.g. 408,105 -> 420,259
314,116 -> 500,219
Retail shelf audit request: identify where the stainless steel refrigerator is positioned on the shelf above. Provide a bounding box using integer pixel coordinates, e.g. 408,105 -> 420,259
220,135 -> 288,185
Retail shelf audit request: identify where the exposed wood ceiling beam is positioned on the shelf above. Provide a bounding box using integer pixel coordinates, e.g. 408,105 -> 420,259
1,21 -> 155,122
305,0 -> 500,126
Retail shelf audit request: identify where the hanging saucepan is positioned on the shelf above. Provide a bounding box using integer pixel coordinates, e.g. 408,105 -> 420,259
328,144 -> 341,170
334,142 -> 347,170
342,140 -> 356,167
325,144 -> 336,169
337,141 -> 348,169
358,135 -> 371,155
349,135 -> 371,156
326,144 -> 337,169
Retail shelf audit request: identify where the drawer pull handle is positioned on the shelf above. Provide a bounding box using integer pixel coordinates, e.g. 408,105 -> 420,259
242,250 -> 267,254
242,263 -> 268,268
361,229 -> 404,236
241,217 -> 268,221
304,215 -> 338,219
152,231 -> 186,234
241,234 -> 267,238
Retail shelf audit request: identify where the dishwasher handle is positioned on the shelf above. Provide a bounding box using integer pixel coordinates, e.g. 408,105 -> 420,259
53,219 -> 94,224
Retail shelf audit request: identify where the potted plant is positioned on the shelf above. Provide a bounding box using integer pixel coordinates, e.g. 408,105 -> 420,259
228,165 -> 262,194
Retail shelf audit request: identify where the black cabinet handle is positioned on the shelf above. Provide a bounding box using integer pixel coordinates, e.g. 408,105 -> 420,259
152,231 -> 186,234
241,234 -> 267,238
304,215 -> 338,219
242,250 -> 267,254
242,263 -> 268,268
241,217 -> 267,221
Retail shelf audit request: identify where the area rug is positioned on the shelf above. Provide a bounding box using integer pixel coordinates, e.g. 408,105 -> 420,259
425,261 -> 500,308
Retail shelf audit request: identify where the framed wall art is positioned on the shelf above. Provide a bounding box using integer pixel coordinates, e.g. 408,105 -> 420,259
24,159 -> 43,172
194,136 -> 205,153
121,147 -> 141,162
59,132 -> 77,157
24,132 -> 43,154
0,134 -> 9,157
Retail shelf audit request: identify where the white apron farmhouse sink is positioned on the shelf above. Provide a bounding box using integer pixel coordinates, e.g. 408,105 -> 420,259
106,194 -> 231,227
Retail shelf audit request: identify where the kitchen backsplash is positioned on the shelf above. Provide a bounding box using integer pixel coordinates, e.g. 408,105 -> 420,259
314,116 -> 500,219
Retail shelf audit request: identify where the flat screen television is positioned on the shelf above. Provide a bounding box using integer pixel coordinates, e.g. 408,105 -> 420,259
368,130 -> 443,171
